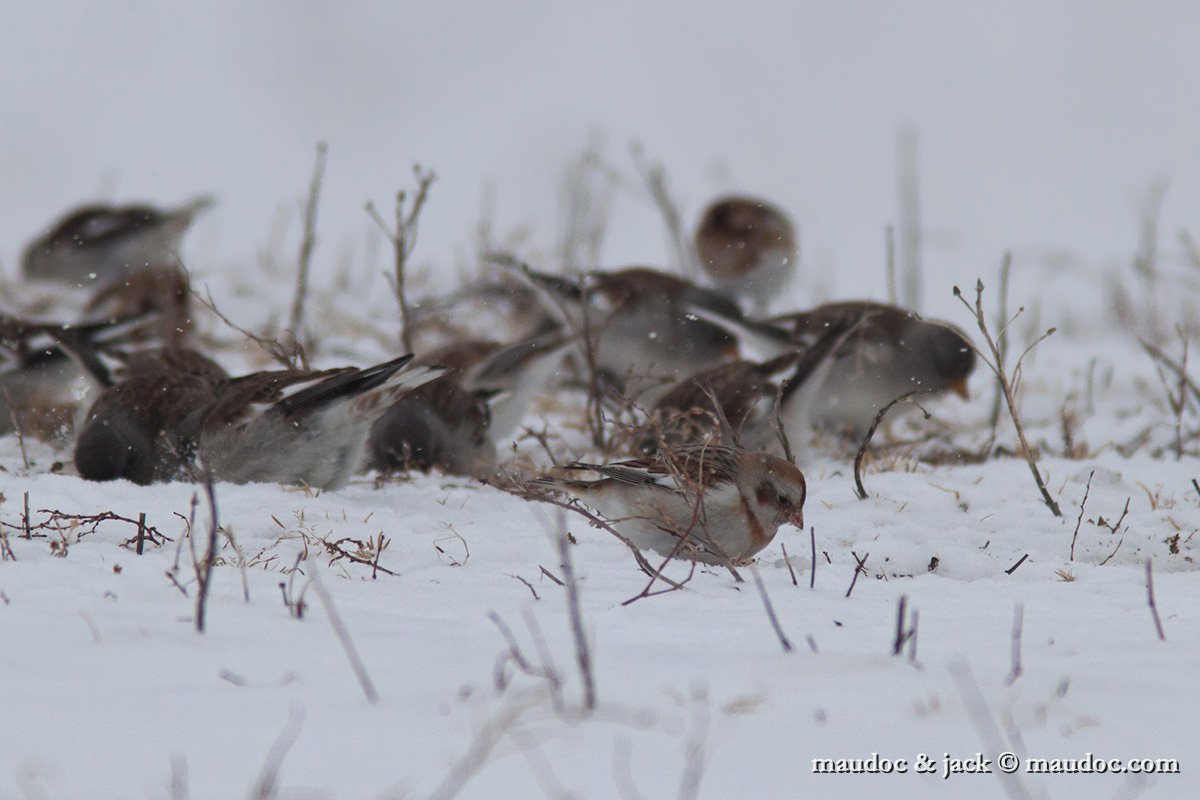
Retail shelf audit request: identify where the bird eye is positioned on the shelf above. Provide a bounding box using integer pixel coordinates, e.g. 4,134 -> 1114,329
777,493 -> 790,507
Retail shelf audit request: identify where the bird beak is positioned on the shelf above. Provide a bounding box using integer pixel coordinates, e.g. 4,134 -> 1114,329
949,377 -> 970,400
789,509 -> 805,530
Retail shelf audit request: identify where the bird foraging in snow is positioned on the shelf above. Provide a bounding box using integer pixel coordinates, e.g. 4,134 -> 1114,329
533,444 -> 806,564
22,196 -> 213,286
68,346 -> 441,488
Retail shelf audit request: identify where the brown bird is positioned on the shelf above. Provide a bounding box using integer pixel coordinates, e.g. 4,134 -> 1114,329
22,196 -> 213,286
768,301 -> 975,433
504,263 -> 741,402
369,331 -> 568,476
642,309 -> 865,454
0,311 -> 160,439
534,444 -> 806,564
694,195 -> 798,314
70,347 -> 440,488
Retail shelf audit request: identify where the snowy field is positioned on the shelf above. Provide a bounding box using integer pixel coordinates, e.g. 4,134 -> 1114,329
3,3 -> 1200,799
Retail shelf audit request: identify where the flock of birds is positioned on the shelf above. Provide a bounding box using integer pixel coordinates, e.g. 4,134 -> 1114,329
0,194 -> 977,566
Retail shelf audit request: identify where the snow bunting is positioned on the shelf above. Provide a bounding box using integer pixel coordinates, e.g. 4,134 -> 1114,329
503,263 -> 741,402
694,195 -> 798,314
0,311 -> 161,439
768,301 -> 976,434
22,196 -> 213,286
369,331 -> 568,476
71,348 -> 441,488
535,444 -> 806,564
685,299 -> 976,435
72,347 -> 228,484
643,308 -> 863,454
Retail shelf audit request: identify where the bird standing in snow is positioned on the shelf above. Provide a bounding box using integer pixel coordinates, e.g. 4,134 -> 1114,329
534,444 -> 806,564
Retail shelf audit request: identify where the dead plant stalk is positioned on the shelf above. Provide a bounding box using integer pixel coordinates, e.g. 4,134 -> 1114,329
954,266 -> 1062,517
366,165 -> 437,353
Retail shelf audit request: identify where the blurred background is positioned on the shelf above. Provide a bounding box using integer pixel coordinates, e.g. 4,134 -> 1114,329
3,0 -> 1198,323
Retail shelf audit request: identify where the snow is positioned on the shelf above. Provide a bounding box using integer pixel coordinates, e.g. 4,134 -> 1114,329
2,2 -> 1200,799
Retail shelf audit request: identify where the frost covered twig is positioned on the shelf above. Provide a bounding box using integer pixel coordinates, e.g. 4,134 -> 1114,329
954,268 -> 1062,517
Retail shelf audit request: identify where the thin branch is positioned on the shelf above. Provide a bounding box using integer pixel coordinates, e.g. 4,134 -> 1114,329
954,270 -> 1062,516
749,565 -> 793,653
247,709 -> 304,800
853,390 -> 934,499
845,551 -> 869,598
631,143 -> 695,279
194,284 -> 306,369
288,141 -> 328,338
809,527 -> 817,590
554,509 -> 596,711
194,474 -> 219,634
366,165 -> 437,353
309,569 -> 380,704
1004,603 -> 1024,686
1005,554 -> 1029,575
1145,559 -> 1166,641
780,542 -> 798,586
1069,470 -> 1095,561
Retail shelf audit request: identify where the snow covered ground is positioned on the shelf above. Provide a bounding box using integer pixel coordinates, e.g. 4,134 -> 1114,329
3,2 -> 1200,799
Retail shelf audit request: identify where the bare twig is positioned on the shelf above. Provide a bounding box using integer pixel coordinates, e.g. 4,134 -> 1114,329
366,165 -> 437,353
553,509 -> 596,711
749,565 -> 793,653
631,143 -> 695,278
488,611 -> 561,699
853,390 -> 934,499
677,686 -> 711,800
897,128 -> 923,311
1145,559 -> 1166,641
194,474 -> 219,634
2,387 -> 29,473
1005,603 -> 1024,686
508,574 -> 540,600
247,709 -> 304,800
1069,470 -> 1095,561
309,569 -> 379,704
780,542 -> 798,586
884,224 -> 897,305
988,256 -> 1012,437
809,526 -> 816,590
950,663 -> 1035,800
1005,554 -> 1029,575
288,141 -> 328,338
845,551 -> 869,598
954,270 -> 1062,516
194,284 -> 307,369
892,595 -> 909,656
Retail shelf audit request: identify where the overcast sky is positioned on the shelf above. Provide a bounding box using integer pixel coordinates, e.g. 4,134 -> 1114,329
3,1 -> 1198,316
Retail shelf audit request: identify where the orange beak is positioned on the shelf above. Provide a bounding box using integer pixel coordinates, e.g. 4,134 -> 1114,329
948,377 -> 970,400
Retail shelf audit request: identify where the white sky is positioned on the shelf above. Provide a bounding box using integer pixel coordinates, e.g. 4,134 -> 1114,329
3,1 -> 1198,317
